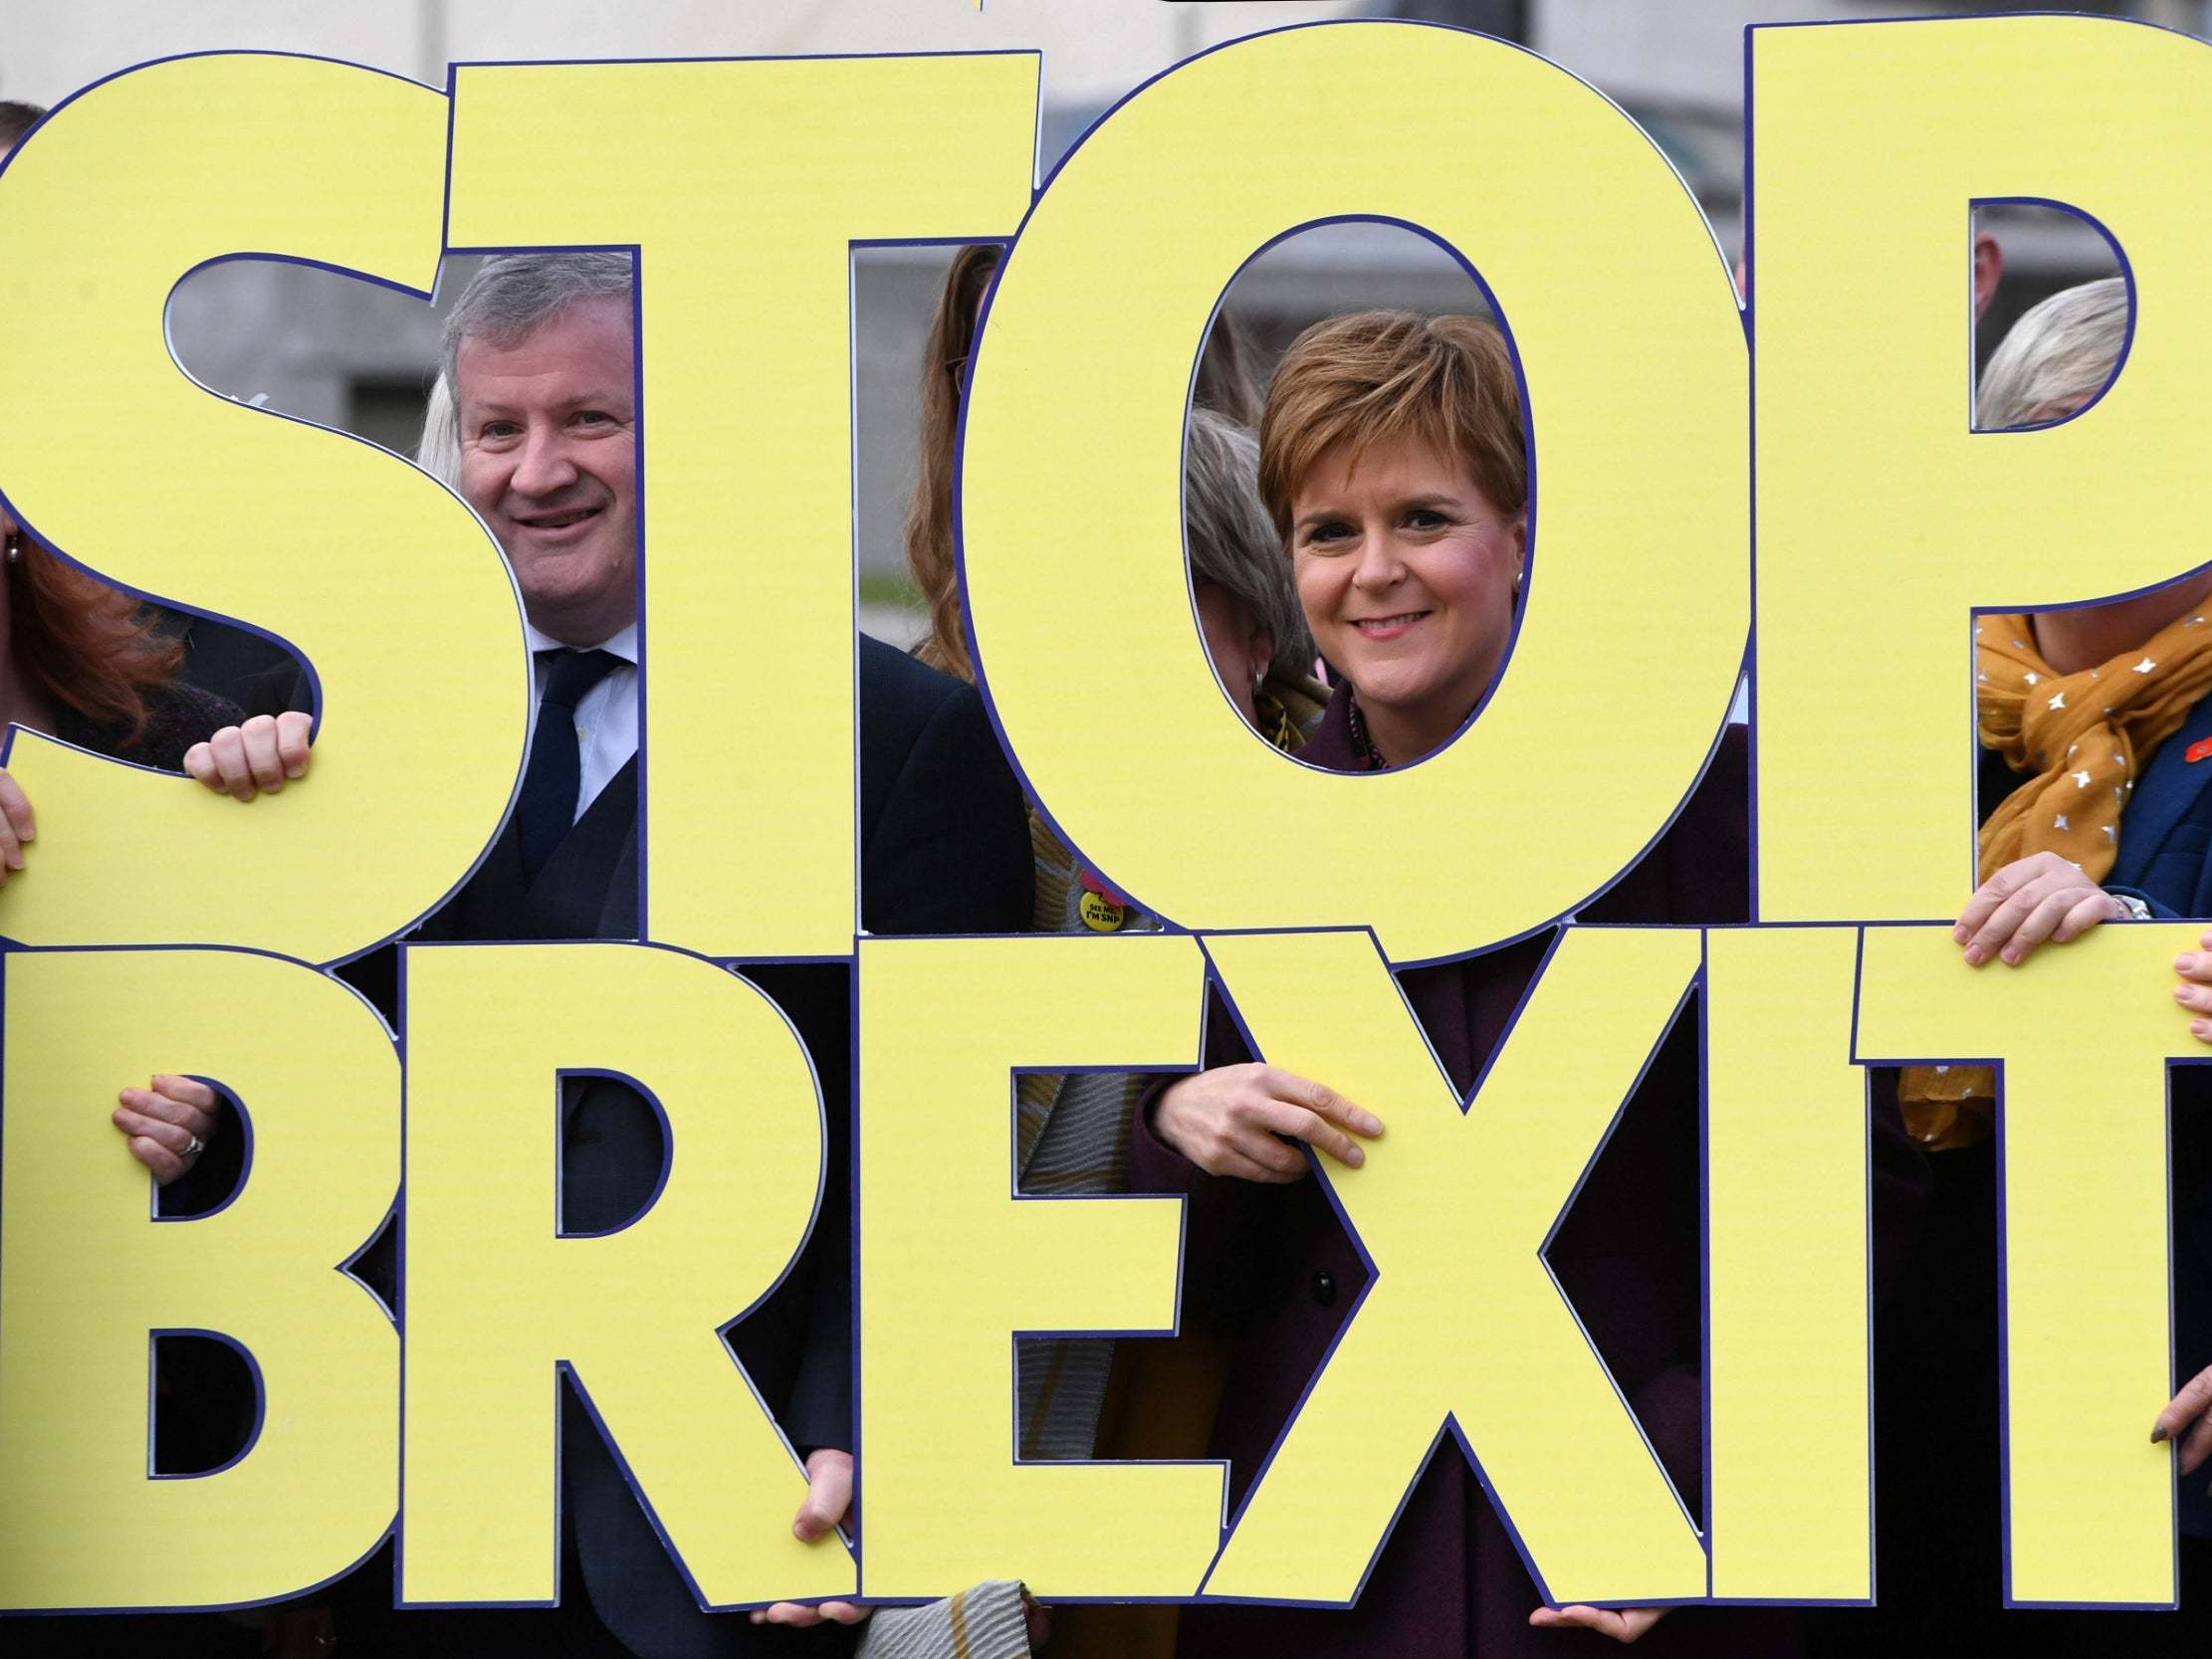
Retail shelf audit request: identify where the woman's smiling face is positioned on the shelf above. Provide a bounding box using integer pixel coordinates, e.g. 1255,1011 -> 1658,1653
1291,433 -> 1524,761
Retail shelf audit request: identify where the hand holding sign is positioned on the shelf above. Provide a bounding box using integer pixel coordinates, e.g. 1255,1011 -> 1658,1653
1952,851 -> 2125,967
183,713 -> 312,802
0,770 -> 34,885
1528,1604 -> 1671,1644
1151,1062 -> 1382,1184
2169,930 -> 2212,1040
111,1074 -> 221,1186
753,1449 -> 870,1628
2152,1366 -> 2212,1482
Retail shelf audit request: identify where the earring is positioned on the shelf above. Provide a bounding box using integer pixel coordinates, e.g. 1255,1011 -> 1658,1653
4,533 -> 20,566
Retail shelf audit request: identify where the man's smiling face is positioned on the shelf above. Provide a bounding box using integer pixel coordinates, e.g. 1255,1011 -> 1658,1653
455,296 -> 638,646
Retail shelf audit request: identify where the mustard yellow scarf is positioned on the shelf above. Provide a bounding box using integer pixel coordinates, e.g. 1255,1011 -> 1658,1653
1900,605 -> 2212,1147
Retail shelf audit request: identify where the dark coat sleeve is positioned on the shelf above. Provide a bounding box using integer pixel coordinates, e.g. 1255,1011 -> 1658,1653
857,675 -> 1034,935
1125,982 -> 1284,1334
157,604 -> 311,720
58,679 -> 245,773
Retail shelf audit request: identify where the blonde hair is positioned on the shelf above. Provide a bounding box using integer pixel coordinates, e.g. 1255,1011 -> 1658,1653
1977,277 -> 2126,429
1184,408 -> 1314,680
1257,311 -> 1523,540
416,371 -> 460,489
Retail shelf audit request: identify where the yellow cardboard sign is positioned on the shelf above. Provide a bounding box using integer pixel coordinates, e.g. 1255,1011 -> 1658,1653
0,9 -> 2203,1634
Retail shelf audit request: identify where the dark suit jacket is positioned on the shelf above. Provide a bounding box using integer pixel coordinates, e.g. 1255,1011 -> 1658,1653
153,604 -> 314,720
55,678 -> 243,770
343,634 -> 1032,1659
1129,699 -> 1924,1659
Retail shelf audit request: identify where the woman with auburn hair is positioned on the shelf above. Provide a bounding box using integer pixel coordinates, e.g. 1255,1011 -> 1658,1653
1,514 -> 220,759
0,105 -> 260,811
903,244 -> 1265,683
0,89 -> 313,1188
0,508 -> 312,1182
0,100 -> 311,825
1129,310 -> 1922,1657
904,243 -> 1002,682
1255,310 -> 1527,767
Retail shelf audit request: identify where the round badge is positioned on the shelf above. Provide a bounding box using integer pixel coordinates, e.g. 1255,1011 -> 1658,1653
1078,889 -> 1127,933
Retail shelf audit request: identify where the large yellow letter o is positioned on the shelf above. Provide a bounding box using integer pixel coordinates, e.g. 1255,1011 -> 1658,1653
963,22 -> 1746,963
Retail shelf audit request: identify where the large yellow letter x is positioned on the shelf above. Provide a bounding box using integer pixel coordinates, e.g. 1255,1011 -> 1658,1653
1198,928 -> 1708,1606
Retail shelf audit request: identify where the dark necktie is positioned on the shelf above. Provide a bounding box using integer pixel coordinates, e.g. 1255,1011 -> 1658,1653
516,648 -> 621,880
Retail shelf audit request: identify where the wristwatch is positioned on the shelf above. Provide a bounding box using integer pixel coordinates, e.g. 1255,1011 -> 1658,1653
2109,892 -> 2153,922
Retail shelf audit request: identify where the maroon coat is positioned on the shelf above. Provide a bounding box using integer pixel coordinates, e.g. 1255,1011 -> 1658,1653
1127,694 -> 1840,1657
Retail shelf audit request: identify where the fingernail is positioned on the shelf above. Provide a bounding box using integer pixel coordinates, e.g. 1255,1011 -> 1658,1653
2153,1424 -> 2169,1444
1356,1112 -> 1383,1135
1952,925 -> 1968,943
1344,1145 -> 1364,1167
2178,985 -> 2194,1003
2180,954 -> 2199,972
1963,944 -> 1985,966
286,765 -> 305,779
2000,945 -> 2020,965
2194,1021 -> 2212,1038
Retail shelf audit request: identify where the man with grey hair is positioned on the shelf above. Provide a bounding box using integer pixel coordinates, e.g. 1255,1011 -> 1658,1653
329,252 -> 1034,1658
443,254 -> 644,881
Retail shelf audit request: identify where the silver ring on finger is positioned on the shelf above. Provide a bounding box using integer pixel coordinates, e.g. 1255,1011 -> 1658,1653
183,1135 -> 206,1160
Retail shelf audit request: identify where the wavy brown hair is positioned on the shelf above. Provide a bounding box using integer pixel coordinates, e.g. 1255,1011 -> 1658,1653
7,103 -> 183,738
0,102 -> 44,149
1258,311 -> 1524,542
903,244 -> 1001,682
11,539 -> 183,739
